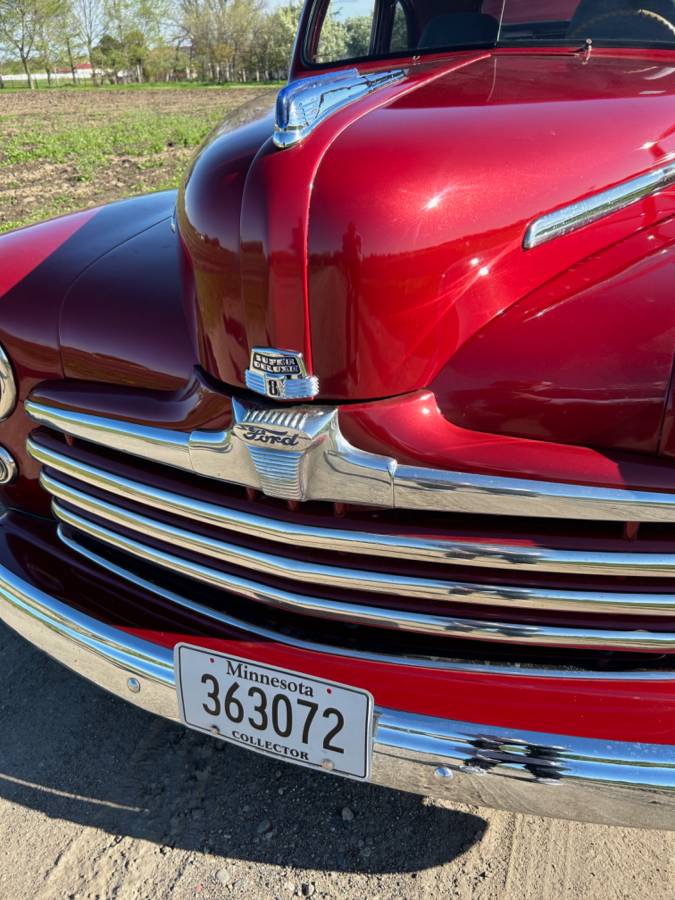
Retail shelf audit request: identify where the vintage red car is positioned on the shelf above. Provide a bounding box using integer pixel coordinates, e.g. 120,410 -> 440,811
1,0 -> 675,829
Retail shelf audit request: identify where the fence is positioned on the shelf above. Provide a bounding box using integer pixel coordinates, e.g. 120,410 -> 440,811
0,70 -> 94,86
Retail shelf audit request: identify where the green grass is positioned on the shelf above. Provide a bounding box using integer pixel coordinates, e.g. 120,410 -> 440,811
0,85 -> 277,234
0,111 -> 223,180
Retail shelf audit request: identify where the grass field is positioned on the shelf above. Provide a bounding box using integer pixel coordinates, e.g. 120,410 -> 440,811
0,85 -> 278,234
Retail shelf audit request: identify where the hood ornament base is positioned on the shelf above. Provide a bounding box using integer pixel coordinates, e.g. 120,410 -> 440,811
273,68 -> 406,150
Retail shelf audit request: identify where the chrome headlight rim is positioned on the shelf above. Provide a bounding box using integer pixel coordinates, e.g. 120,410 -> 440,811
0,344 -> 17,422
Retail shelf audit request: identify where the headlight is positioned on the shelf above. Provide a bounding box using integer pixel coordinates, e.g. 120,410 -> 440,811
0,345 -> 18,484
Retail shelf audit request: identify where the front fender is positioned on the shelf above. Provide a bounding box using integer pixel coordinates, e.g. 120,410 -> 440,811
433,216 -> 675,456
0,191 -> 182,514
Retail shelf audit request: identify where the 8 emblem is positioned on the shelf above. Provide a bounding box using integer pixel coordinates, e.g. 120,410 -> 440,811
244,347 -> 320,400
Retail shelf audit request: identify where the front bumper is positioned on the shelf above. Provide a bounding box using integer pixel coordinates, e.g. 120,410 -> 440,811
1,554 -> 674,830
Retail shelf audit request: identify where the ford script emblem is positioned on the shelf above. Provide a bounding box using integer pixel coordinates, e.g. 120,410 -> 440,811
244,347 -> 319,401
235,423 -> 302,449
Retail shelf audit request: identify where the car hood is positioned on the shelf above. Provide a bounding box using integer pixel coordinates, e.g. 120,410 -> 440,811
179,51 -> 675,403
308,51 -> 675,399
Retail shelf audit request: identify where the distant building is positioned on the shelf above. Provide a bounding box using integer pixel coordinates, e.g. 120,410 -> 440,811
0,64 -> 96,84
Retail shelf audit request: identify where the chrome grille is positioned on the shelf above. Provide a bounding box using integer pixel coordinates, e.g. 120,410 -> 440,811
26,427 -> 675,655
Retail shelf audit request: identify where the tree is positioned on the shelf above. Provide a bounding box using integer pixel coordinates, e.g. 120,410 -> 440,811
0,0 -> 305,86
177,0 -> 218,80
103,0 -> 172,81
314,10 -> 347,64
92,30 -> 124,79
71,0 -> 104,74
35,0 -> 71,85
344,14 -> 371,59
177,0 -> 264,83
254,2 -> 301,80
0,0 -> 62,87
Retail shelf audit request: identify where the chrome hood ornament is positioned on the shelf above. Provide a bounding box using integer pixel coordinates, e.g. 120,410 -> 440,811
245,347 -> 319,400
273,68 -> 405,150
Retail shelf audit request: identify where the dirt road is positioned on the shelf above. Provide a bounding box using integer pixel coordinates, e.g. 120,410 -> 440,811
0,622 -> 672,900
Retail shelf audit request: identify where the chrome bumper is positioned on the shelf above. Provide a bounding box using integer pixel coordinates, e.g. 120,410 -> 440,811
1,560 -> 674,830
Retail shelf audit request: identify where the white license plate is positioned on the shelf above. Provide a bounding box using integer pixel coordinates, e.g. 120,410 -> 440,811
175,645 -> 374,780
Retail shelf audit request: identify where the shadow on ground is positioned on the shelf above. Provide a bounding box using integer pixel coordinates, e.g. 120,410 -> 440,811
0,622 -> 487,875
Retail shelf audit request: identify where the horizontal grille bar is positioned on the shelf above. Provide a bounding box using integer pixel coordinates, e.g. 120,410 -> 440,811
52,502 -> 675,651
27,438 -> 675,579
40,470 -> 675,617
26,399 -> 675,521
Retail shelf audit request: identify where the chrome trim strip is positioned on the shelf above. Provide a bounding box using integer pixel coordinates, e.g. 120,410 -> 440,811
524,162 -> 675,248
0,554 -> 672,828
394,463 -> 675,521
25,400 -> 675,521
26,400 -> 193,468
53,501 -> 675,650
42,470 -> 675,617
27,438 -> 675,578
273,69 -> 405,149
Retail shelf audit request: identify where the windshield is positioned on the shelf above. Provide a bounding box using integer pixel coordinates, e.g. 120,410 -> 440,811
305,1 -> 675,66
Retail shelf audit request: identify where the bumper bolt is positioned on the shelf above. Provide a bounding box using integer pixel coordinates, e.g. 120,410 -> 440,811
127,677 -> 141,694
434,766 -> 454,781
463,765 -> 487,777
321,759 -> 335,772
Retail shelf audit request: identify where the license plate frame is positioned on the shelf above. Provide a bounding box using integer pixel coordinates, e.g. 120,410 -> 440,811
175,645 -> 374,781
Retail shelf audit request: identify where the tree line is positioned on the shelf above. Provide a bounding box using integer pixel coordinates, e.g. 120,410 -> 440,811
0,0 -> 307,86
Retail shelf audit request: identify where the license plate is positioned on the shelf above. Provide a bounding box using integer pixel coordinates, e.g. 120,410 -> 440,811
175,645 -> 374,780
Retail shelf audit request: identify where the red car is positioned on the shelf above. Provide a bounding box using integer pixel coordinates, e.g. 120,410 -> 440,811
2,0 -> 675,829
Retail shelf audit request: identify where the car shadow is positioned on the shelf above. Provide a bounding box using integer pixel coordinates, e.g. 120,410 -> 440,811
0,622 -> 487,874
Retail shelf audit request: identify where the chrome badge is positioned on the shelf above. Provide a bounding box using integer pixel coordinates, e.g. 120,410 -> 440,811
245,348 -> 319,401
232,401 -> 338,500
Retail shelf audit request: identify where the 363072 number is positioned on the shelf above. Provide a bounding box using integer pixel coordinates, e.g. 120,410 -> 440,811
201,675 -> 345,753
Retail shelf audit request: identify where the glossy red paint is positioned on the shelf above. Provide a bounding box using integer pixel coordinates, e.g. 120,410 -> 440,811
0,210 -> 97,516
0,209 -> 96,298
179,54 -> 490,384
176,49 -> 675,458
60,217 -> 196,390
434,215 -> 675,454
179,113 -> 274,388
32,371 -> 231,431
308,53 -> 675,418
340,391 -> 675,490
0,192 -> 179,515
660,371 -> 675,460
